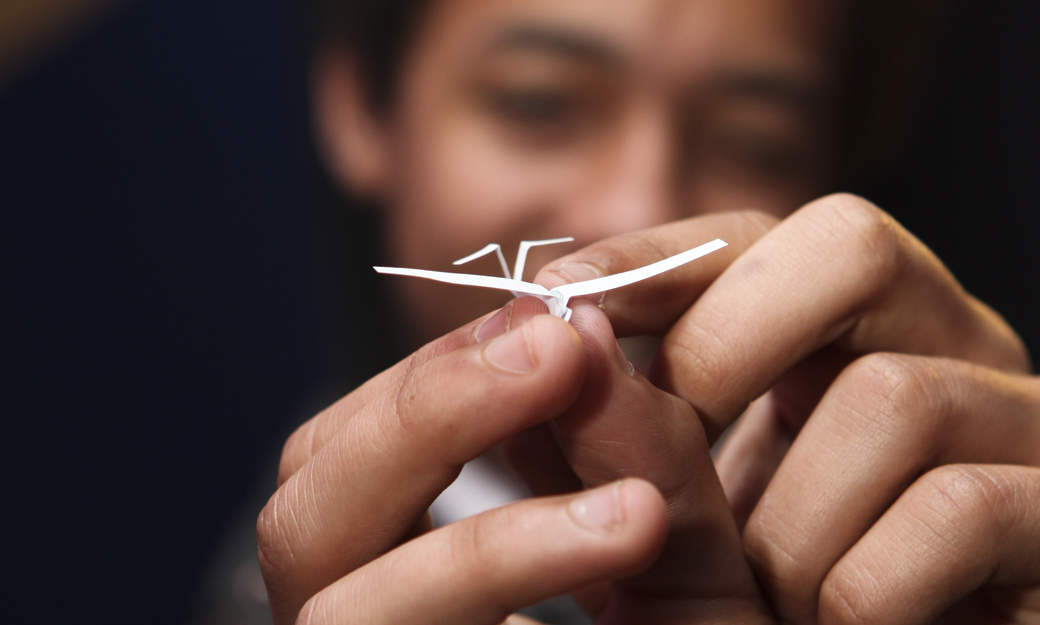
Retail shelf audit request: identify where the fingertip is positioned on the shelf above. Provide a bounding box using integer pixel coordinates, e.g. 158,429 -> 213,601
524,310 -> 586,370
480,307 -> 580,375
471,312 -> 586,428
566,479 -> 667,541
473,297 -> 549,344
616,478 -> 670,543
567,301 -> 619,352
569,481 -> 626,534
557,479 -> 668,583
613,478 -> 670,575
536,261 -> 608,303
510,295 -> 552,322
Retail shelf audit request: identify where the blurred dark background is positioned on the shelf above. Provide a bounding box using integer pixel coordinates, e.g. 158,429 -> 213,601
1,1 -> 1037,624
864,4 -> 1040,356
1,0 -> 324,622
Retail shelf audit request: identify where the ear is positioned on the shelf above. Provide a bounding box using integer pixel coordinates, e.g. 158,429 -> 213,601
310,46 -> 392,200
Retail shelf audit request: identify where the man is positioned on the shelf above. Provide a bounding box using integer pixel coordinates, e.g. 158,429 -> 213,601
259,1 -> 1040,623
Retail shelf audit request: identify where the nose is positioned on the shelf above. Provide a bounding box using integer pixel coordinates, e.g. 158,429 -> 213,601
561,101 -> 681,243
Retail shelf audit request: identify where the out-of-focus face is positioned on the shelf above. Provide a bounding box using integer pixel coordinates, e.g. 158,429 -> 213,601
320,0 -> 845,345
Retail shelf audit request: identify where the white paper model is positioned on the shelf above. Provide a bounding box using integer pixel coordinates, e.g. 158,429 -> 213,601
375,237 -> 728,322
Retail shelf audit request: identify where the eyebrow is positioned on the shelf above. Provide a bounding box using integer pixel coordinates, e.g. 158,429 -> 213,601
711,72 -> 824,117
484,24 -> 624,68
482,25 -> 824,117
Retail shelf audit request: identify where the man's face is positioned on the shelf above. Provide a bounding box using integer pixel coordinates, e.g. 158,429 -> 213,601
327,0 -> 844,344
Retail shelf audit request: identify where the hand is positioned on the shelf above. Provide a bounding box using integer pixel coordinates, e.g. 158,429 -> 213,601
537,194 -> 1040,624
506,210 -> 782,623
257,298 -> 671,625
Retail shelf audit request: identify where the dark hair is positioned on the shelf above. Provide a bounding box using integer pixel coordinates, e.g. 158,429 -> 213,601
303,0 -> 433,379
305,0 -> 431,111
842,0 -> 951,182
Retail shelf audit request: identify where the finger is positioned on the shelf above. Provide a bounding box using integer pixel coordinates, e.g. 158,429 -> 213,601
716,341 -> 948,530
671,195 -> 1029,437
713,344 -> 856,531
278,297 -> 551,485
744,354 -> 1040,624
712,344 -> 860,533
502,424 -> 614,617
501,424 -> 583,498
499,421 -> 612,618
713,393 -> 795,532
298,479 -> 669,625
258,307 -> 586,624
535,209 -> 777,337
550,302 -> 775,623
817,464 -> 1040,625
549,195 -> 1030,440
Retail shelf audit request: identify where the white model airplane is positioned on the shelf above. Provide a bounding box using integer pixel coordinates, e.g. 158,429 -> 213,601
375,237 -> 727,322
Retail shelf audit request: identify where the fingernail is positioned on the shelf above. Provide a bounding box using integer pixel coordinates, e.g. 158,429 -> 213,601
483,324 -> 535,374
615,340 -> 636,377
569,482 -> 623,534
555,262 -> 604,284
556,262 -> 607,308
475,306 -> 511,342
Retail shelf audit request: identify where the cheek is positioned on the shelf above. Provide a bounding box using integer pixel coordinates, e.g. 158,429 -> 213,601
380,117 -> 577,343
386,124 -> 564,268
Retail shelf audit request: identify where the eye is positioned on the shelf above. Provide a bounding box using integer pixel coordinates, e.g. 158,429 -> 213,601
490,89 -> 576,126
480,87 -> 594,149
705,129 -> 804,178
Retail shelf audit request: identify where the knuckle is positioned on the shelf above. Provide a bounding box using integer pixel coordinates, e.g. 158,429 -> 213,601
626,230 -> 672,265
388,348 -> 485,450
818,560 -> 887,625
743,515 -> 818,610
255,482 -> 311,583
653,415 -> 711,500
590,230 -> 673,277
658,324 -> 734,420
391,358 -> 437,442
805,193 -> 908,292
550,232 -> 658,277
911,465 -> 1005,541
662,313 -> 732,384
832,354 -> 946,439
816,465 -> 1015,625
255,494 -> 293,580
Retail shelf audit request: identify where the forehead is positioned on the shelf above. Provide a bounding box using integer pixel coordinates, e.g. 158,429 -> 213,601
403,0 -> 841,87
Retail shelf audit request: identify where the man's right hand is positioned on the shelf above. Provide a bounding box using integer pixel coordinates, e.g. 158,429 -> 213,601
256,298 -> 671,624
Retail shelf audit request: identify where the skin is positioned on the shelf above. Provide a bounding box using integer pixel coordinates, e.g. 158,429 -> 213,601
316,0 -> 842,344
537,202 -> 1040,624
260,0 -> 1040,623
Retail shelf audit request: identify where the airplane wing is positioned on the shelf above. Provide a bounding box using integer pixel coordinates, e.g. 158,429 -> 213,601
373,266 -> 552,298
375,238 -> 726,323
552,238 -> 728,299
